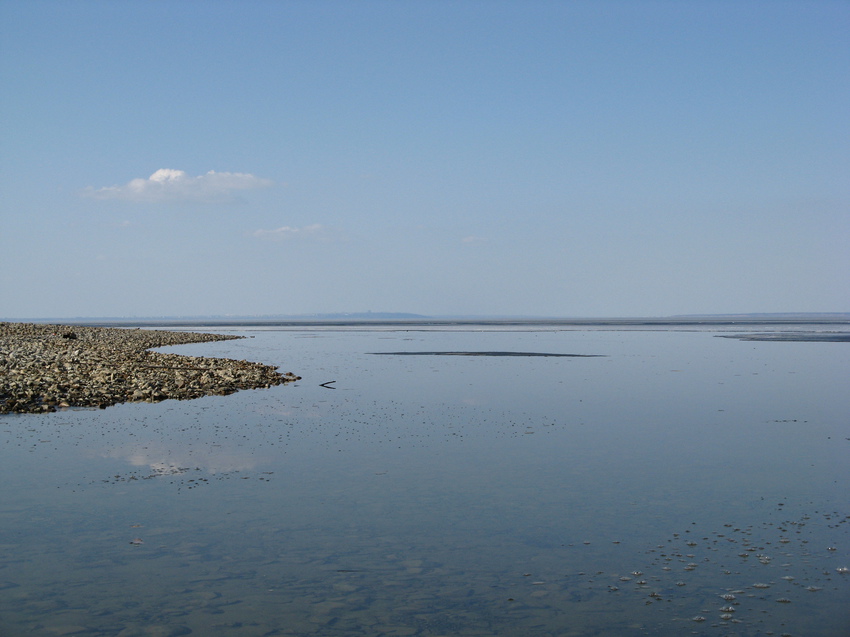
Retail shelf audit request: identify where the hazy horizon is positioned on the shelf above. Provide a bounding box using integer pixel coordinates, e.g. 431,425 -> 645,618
3,311 -> 849,323
2,2 -> 848,318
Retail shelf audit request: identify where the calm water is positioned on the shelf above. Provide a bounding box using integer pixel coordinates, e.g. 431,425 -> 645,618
1,323 -> 849,636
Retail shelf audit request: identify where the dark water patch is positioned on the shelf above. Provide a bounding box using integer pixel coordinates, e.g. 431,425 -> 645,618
718,333 -> 850,342
368,351 -> 604,357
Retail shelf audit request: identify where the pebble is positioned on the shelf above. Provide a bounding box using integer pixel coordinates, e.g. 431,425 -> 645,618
0,322 -> 300,414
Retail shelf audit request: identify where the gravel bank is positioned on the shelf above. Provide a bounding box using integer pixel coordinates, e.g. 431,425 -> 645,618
0,322 -> 300,414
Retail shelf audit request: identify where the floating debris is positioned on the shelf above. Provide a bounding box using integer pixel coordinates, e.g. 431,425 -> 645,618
555,507 -> 849,634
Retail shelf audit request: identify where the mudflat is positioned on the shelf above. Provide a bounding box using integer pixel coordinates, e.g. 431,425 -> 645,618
0,322 -> 299,414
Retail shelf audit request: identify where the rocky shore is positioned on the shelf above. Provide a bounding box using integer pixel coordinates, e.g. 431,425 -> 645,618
0,322 -> 300,414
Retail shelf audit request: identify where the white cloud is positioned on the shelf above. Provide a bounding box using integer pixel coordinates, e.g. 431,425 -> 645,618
84,169 -> 273,202
253,224 -> 326,241
462,235 -> 489,244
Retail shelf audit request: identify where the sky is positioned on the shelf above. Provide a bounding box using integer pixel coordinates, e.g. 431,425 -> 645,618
1,0 -> 848,319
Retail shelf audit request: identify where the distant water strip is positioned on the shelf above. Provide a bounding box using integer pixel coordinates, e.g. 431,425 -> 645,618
718,333 -> 850,342
367,351 -> 604,357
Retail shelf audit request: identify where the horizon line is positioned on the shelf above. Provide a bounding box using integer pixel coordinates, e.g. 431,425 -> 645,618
3,311 -> 850,323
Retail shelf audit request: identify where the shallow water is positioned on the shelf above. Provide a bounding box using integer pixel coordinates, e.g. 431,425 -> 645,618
1,323 -> 848,636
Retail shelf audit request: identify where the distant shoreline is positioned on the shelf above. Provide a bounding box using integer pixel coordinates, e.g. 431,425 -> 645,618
2,312 -> 849,327
3,315 -> 849,330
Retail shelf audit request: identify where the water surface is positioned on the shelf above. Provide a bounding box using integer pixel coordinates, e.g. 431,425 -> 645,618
1,323 -> 848,636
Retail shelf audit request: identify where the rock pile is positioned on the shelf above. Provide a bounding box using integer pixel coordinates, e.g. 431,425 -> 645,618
0,322 -> 300,414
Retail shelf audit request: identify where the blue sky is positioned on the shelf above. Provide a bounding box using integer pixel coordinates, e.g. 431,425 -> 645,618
1,0 -> 848,318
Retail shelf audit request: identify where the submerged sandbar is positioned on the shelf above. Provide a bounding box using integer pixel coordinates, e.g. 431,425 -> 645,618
368,351 -> 603,357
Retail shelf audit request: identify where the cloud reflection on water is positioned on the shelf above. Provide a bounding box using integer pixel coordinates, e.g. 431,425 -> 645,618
99,442 -> 266,476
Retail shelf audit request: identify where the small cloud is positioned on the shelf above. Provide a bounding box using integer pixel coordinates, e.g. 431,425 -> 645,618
253,223 -> 326,241
461,235 -> 488,244
84,169 -> 273,202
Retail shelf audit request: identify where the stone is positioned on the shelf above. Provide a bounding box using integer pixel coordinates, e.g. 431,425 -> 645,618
0,322 -> 301,414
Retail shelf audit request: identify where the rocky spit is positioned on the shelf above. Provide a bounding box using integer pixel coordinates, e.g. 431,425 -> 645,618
0,322 -> 300,414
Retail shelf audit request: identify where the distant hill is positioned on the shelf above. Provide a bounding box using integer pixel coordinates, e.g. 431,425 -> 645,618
278,312 -> 429,320
5,311 -> 848,324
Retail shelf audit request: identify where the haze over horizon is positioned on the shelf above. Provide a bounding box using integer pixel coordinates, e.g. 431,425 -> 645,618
2,1 -> 848,319
5,311 -> 850,324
